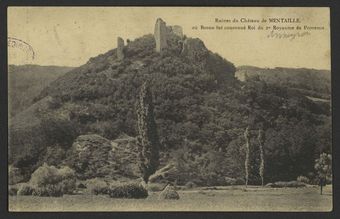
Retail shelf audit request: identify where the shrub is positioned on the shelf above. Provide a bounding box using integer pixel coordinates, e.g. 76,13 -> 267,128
85,178 -> 110,195
266,181 -> 306,188
77,182 -> 87,189
9,186 -> 18,196
30,163 -> 62,187
60,178 -> 76,194
109,182 -> 148,199
58,166 -> 76,194
185,181 -> 197,189
224,177 -> 237,186
297,176 -> 310,184
17,183 -> 34,196
29,164 -> 76,195
32,184 -> 63,197
42,145 -> 66,166
235,177 -> 245,185
286,181 -> 306,188
59,166 -> 75,178
9,166 -> 26,185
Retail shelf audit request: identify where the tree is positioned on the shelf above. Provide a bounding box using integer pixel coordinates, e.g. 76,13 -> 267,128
244,126 -> 250,188
258,129 -> 265,186
314,153 -> 332,195
136,82 -> 160,184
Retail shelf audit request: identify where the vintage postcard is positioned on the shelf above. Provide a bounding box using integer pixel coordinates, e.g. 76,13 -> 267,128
7,7 -> 332,212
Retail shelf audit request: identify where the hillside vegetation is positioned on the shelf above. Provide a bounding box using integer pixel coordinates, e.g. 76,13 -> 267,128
235,66 -> 331,100
9,33 -> 331,186
9,65 -> 73,117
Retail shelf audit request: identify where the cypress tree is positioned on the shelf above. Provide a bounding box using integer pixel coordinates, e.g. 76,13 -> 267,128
258,129 -> 265,186
244,126 -> 250,188
136,82 -> 160,184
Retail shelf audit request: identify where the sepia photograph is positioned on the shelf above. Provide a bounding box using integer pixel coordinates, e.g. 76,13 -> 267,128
7,7 -> 332,212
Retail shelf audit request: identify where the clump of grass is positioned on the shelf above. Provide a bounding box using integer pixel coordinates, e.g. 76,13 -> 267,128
185,181 -> 197,189
109,182 -> 148,199
17,183 -> 34,196
32,184 -> 63,197
297,176 -> 310,184
85,178 -> 110,195
9,186 -> 18,196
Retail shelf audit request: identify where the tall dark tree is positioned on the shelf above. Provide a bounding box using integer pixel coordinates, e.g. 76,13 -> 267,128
136,82 -> 160,184
258,129 -> 265,186
244,126 -> 250,188
314,153 -> 332,195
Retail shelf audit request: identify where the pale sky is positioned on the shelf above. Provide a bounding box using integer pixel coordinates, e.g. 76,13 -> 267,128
8,7 -> 330,70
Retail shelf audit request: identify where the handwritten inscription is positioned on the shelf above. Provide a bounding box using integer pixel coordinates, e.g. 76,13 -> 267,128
267,30 -> 311,41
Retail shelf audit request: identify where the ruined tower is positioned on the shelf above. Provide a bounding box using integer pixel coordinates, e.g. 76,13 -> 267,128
169,25 -> 184,38
154,18 -> 168,53
117,37 -> 124,60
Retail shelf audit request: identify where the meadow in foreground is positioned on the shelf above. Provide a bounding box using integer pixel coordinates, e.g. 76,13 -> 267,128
9,185 -> 332,212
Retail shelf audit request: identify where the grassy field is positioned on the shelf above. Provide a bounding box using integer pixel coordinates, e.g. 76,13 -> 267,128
9,185 -> 332,212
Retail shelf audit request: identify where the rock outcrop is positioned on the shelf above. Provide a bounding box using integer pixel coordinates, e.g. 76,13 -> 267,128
158,184 -> 180,200
117,37 -> 125,60
181,38 -> 208,61
69,134 -> 139,179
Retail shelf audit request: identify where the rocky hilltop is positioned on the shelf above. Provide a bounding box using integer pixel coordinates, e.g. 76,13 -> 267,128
9,18 -> 331,186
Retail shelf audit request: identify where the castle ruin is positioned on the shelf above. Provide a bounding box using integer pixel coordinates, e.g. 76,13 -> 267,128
169,25 -> 183,38
117,37 -> 124,60
154,18 -> 168,53
154,18 -> 184,53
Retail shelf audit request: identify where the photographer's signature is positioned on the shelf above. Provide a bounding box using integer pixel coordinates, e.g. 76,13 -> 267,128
267,30 -> 311,41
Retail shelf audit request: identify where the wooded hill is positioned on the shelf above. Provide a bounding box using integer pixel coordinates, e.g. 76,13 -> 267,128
9,33 -> 331,186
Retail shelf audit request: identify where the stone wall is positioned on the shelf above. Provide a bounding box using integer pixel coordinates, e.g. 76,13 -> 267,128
169,25 -> 183,38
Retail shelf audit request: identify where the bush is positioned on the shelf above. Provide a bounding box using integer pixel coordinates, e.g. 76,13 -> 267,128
29,164 -> 76,195
9,166 -> 26,185
32,184 -> 63,197
17,183 -> 34,196
266,181 -> 306,188
42,145 -> 66,166
235,177 -> 246,185
109,182 -> 148,199
224,177 -> 237,186
30,163 -> 62,187
77,182 -> 87,189
58,166 -> 76,194
297,176 -> 310,184
85,178 -> 110,195
60,178 -> 76,194
9,186 -> 18,196
326,175 -> 332,184
185,181 -> 197,189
